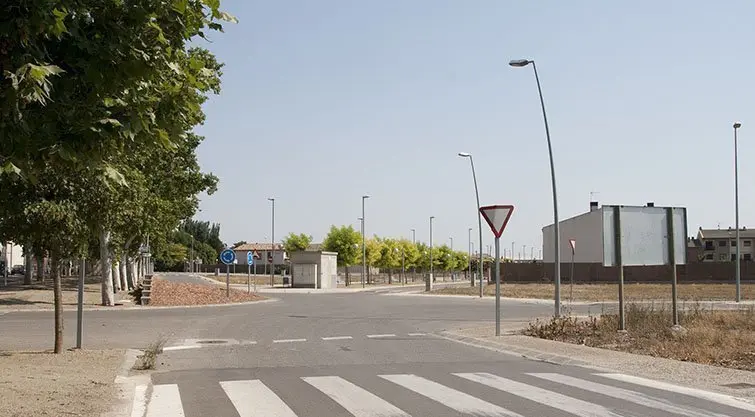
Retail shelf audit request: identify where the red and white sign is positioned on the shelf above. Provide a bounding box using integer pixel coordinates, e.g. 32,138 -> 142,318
479,205 -> 515,238
569,239 -> 576,252
253,250 -> 261,259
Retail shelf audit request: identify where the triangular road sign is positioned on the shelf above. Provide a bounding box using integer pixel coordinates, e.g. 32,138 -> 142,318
569,239 -> 576,252
253,250 -> 261,259
479,205 -> 514,238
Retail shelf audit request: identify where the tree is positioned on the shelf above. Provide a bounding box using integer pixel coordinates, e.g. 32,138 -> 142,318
364,238 -> 383,284
322,226 -> 360,285
282,233 -> 313,253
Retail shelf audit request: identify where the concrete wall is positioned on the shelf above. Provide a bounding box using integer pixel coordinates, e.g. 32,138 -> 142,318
542,210 -> 603,263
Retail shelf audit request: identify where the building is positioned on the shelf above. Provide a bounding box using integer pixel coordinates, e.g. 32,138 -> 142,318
542,201 -> 687,266
232,243 -> 286,266
289,251 -> 338,289
695,227 -> 754,262
1,242 -> 24,271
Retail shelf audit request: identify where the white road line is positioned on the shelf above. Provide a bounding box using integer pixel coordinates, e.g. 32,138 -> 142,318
220,380 -> 298,417
380,374 -> 523,417
273,338 -> 307,343
241,340 -> 258,345
455,372 -> 622,417
303,376 -> 410,417
130,385 -> 148,417
366,334 -> 396,338
162,345 -> 202,352
530,373 -> 733,417
407,333 -> 427,336
596,373 -> 755,413
321,336 -> 353,341
145,384 -> 185,417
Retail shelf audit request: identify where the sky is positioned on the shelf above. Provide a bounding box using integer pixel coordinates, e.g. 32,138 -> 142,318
193,0 -> 754,258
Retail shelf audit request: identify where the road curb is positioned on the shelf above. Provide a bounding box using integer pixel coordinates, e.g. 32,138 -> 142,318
0,297 -> 279,314
103,348 -> 151,417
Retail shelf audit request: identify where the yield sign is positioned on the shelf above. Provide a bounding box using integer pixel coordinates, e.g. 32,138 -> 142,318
479,205 -> 514,238
569,239 -> 576,252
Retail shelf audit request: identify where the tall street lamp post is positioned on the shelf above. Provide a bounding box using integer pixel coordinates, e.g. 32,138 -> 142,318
733,121 -> 742,302
458,152 -> 484,296
509,58 -> 561,317
268,197 -> 275,287
362,195 -> 370,288
428,216 -> 434,292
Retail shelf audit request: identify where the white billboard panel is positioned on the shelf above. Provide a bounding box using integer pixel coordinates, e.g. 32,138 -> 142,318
602,206 -> 687,267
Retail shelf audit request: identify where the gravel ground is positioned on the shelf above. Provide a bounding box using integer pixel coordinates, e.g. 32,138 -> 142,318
0,275 -> 124,311
447,326 -> 755,401
0,349 -> 124,417
150,278 -> 265,306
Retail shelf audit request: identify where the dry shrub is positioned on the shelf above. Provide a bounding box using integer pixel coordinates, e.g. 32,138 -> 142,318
524,304 -> 755,371
132,338 -> 167,371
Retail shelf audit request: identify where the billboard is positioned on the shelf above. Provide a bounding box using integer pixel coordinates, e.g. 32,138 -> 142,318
602,206 -> 687,267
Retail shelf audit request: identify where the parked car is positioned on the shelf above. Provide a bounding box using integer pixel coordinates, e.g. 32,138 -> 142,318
10,265 -> 24,275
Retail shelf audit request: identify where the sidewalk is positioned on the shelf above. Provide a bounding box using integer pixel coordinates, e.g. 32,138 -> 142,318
441,324 -> 755,402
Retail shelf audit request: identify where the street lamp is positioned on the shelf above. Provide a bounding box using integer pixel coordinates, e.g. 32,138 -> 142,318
467,227 -> 473,285
428,216 -> 434,291
733,121 -> 742,302
362,195 -> 370,288
510,58 -> 562,317
411,228 -> 416,244
458,152 -> 484,295
268,197 -> 275,287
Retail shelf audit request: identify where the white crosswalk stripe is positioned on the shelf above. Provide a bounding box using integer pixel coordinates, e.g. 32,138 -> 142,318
140,371 -> 750,417
379,373 -> 524,417
145,384 -> 185,417
219,380 -> 297,417
454,372 -> 623,417
302,376 -> 411,417
529,373 -> 733,417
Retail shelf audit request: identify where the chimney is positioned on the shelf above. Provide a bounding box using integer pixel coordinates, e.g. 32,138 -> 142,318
589,201 -> 599,212
646,202 -> 654,207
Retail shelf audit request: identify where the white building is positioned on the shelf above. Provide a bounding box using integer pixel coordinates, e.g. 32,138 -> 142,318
1,242 -> 24,270
542,202 -> 687,266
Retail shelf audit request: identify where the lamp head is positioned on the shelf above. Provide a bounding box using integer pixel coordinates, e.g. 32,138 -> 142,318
457,152 -> 471,158
734,122 -> 742,129
509,59 -> 532,67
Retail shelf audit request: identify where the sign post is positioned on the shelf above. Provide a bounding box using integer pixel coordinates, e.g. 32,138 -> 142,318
220,248 -> 236,298
246,251 -> 255,294
569,239 -> 576,306
479,205 -> 515,336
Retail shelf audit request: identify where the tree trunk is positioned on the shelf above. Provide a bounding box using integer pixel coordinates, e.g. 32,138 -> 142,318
118,260 -> 127,290
51,255 -> 63,353
388,268 -> 392,285
345,267 -> 350,286
23,245 -> 32,285
99,228 -> 115,306
126,257 -> 136,289
36,256 -> 44,283
112,261 -> 121,292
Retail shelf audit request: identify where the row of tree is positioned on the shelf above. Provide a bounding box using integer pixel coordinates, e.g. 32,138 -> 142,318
0,2 -> 235,352
281,226 -> 487,285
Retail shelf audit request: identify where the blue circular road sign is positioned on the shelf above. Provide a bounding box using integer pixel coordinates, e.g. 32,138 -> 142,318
220,248 -> 236,265
246,251 -> 254,266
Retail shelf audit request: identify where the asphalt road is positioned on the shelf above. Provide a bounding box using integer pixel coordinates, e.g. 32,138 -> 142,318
3,273 -> 753,415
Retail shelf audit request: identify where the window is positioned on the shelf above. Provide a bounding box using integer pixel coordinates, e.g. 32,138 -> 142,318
718,240 -> 727,247
745,254 -> 752,261
731,254 -> 737,261
705,240 -> 714,250
732,240 -> 738,247
745,240 -> 752,247
720,253 -> 728,261
705,254 -> 714,260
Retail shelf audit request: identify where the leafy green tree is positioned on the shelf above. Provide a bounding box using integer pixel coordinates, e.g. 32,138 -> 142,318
364,238 -> 383,284
322,225 -> 360,285
282,233 -> 313,253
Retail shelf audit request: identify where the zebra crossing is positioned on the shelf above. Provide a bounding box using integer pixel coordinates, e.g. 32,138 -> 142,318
137,370 -> 755,417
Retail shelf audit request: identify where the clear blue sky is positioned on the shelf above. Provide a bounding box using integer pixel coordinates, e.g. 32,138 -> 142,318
194,0 -> 754,257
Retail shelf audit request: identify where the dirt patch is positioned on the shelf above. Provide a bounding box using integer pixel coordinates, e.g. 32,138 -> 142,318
204,274 -> 284,286
150,278 -> 265,306
523,304 -> 755,371
431,282 -> 755,301
0,275 -> 123,310
0,349 -> 124,417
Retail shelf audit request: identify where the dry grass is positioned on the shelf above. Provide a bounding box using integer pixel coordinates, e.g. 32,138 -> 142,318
0,349 -> 123,417
0,275 -> 123,310
132,338 -> 167,370
204,274 -> 284,286
524,304 -> 755,371
432,282 -> 755,301
150,278 -> 265,306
